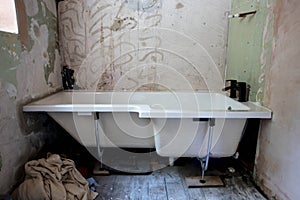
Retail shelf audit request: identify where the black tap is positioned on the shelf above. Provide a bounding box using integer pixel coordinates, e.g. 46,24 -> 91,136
62,66 -> 75,90
222,80 -> 238,98
237,82 -> 251,102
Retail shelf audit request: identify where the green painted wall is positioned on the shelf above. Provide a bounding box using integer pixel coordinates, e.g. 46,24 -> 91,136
226,0 -> 274,102
0,32 -> 21,86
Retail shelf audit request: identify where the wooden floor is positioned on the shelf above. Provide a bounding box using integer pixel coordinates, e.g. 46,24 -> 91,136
93,160 -> 266,200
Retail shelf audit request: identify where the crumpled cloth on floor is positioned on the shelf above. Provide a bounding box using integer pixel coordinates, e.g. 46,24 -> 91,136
12,154 -> 98,200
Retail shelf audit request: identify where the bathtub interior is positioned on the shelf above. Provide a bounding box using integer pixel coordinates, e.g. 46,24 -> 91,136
91,92 -> 249,111
36,91 -> 250,112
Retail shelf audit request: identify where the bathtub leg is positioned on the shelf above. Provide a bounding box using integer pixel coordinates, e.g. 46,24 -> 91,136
94,112 -> 104,162
200,118 -> 215,183
169,157 -> 175,166
200,158 -> 206,183
93,112 -> 110,175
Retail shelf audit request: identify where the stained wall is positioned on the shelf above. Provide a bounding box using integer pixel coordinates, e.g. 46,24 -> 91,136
58,0 -> 231,91
227,0 -> 300,199
0,0 -> 61,193
255,0 -> 300,199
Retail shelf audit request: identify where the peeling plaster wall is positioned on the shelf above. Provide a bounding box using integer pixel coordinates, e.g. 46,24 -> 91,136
0,0 -> 61,193
58,0 -> 230,91
255,0 -> 300,199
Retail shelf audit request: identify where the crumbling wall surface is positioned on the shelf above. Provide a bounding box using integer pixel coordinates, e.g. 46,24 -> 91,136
0,0 -> 61,193
255,0 -> 300,199
58,0 -> 230,91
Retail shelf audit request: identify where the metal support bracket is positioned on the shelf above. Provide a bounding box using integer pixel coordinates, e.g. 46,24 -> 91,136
94,112 -> 104,165
200,118 -> 215,183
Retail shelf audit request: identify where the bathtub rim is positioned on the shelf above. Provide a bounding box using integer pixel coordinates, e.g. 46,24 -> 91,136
23,91 -> 272,119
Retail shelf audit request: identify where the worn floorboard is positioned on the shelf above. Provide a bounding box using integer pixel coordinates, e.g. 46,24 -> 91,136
95,175 -> 116,200
148,174 -> 168,200
165,179 -> 188,200
131,176 -> 152,200
94,162 -> 266,200
188,188 -> 206,200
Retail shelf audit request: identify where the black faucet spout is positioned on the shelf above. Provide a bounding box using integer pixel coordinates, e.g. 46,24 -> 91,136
222,86 -> 234,91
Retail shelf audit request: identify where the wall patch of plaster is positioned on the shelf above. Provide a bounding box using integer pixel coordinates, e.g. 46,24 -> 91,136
42,0 -> 57,17
41,2 -> 46,17
24,0 -> 39,17
47,49 -> 61,87
4,82 -> 17,99
17,20 -> 51,99
258,3 -> 275,104
29,19 -> 43,42
176,3 -> 184,9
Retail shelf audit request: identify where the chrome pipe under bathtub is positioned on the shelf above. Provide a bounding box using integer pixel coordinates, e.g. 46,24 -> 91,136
200,118 -> 215,183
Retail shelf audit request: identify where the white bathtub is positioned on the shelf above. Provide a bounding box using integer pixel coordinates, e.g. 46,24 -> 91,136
23,91 -> 271,159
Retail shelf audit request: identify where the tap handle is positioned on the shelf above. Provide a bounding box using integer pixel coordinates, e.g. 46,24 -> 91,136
224,79 -> 237,98
237,82 -> 249,102
225,79 -> 237,85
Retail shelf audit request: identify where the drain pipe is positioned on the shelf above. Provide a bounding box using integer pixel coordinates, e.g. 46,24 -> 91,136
200,118 -> 215,183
